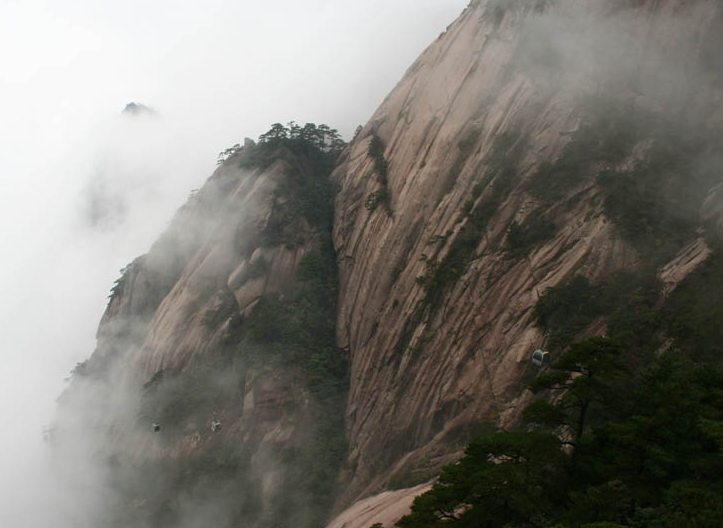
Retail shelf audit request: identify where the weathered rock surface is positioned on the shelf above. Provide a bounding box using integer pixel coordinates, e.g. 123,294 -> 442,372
92,149 -> 313,379
58,1 -> 723,526
331,0 -> 723,507
59,143 -> 336,527
326,483 -> 433,528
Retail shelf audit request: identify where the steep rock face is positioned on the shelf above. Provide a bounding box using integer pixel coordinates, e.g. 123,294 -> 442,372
59,140 -> 346,528
332,0 -> 723,507
326,484 -> 433,528
56,2 -> 723,526
90,147 -> 313,378
703,183 -> 723,240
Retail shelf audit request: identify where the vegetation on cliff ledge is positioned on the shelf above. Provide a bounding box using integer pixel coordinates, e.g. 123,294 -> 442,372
398,341 -> 723,527
107,123 -> 348,528
365,133 -> 392,214
528,95 -> 721,265
416,132 -> 523,313
397,246 -> 723,527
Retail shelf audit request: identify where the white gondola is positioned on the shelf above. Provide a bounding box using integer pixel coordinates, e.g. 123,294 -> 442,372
532,349 -> 549,367
152,423 -> 161,432
211,420 -> 222,432
42,425 -> 56,443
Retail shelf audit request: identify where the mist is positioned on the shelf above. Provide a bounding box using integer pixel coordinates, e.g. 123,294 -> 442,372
3,0 -> 720,526
0,1 -> 467,526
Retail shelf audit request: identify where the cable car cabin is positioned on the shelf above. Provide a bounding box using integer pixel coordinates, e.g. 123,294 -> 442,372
152,423 -> 161,432
211,420 -> 222,432
532,349 -> 549,367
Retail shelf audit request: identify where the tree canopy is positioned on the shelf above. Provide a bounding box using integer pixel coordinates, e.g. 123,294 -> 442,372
396,338 -> 723,528
217,122 -> 346,165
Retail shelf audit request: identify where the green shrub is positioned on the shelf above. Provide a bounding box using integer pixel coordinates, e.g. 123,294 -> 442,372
415,133 -> 523,312
664,251 -> 723,359
367,133 -> 392,215
128,123 -> 348,528
598,131 -> 718,264
535,271 -> 660,353
397,350 -> 723,527
504,212 -> 557,258
527,96 -> 642,205
365,188 -> 391,212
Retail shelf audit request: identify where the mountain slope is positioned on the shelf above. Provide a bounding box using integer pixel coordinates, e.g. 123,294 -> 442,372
58,133 -> 348,528
55,1 -> 723,527
331,0 -> 723,509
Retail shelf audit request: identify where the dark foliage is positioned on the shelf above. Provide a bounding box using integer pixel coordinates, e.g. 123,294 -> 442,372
398,339 -> 723,528
416,133 -> 523,312
505,211 -> 558,258
365,133 -> 392,214
238,242 -> 347,527
123,124 -> 348,528
534,271 -> 660,352
528,95 -> 720,265
664,251 -> 723,360
397,431 -> 568,528
598,129 -> 719,265
219,122 -> 345,166
401,221 -> 723,527
527,97 -> 643,205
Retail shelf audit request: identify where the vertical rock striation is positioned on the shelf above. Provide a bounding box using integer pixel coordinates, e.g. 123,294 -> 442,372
331,0 -> 723,508
59,138 -> 347,528
56,1 -> 723,526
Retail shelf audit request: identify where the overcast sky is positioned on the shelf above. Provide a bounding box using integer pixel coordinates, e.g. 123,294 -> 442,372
0,1 -> 467,524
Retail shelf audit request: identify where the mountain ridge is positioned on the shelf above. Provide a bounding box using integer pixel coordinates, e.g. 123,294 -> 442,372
56,1 -> 723,527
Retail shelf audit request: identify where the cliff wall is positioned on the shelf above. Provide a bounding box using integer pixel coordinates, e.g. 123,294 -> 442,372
58,138 -> 347,528
331,0 -> 723,510
56,1 -> 723,527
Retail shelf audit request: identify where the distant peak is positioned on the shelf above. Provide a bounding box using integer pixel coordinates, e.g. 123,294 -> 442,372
122,102 -> 156,116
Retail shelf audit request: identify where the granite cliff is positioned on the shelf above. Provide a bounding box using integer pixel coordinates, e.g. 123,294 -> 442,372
58,133 -> 348,527
330,1 -> 723,518
57,1 -> 723,527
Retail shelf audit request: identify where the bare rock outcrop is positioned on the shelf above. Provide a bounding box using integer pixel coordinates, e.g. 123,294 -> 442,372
58,141 -> 342,527
332,0 -> 723,507
57,1 -> 723,526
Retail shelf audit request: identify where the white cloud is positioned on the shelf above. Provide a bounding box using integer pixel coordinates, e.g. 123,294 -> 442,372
0,1 -> 467,525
